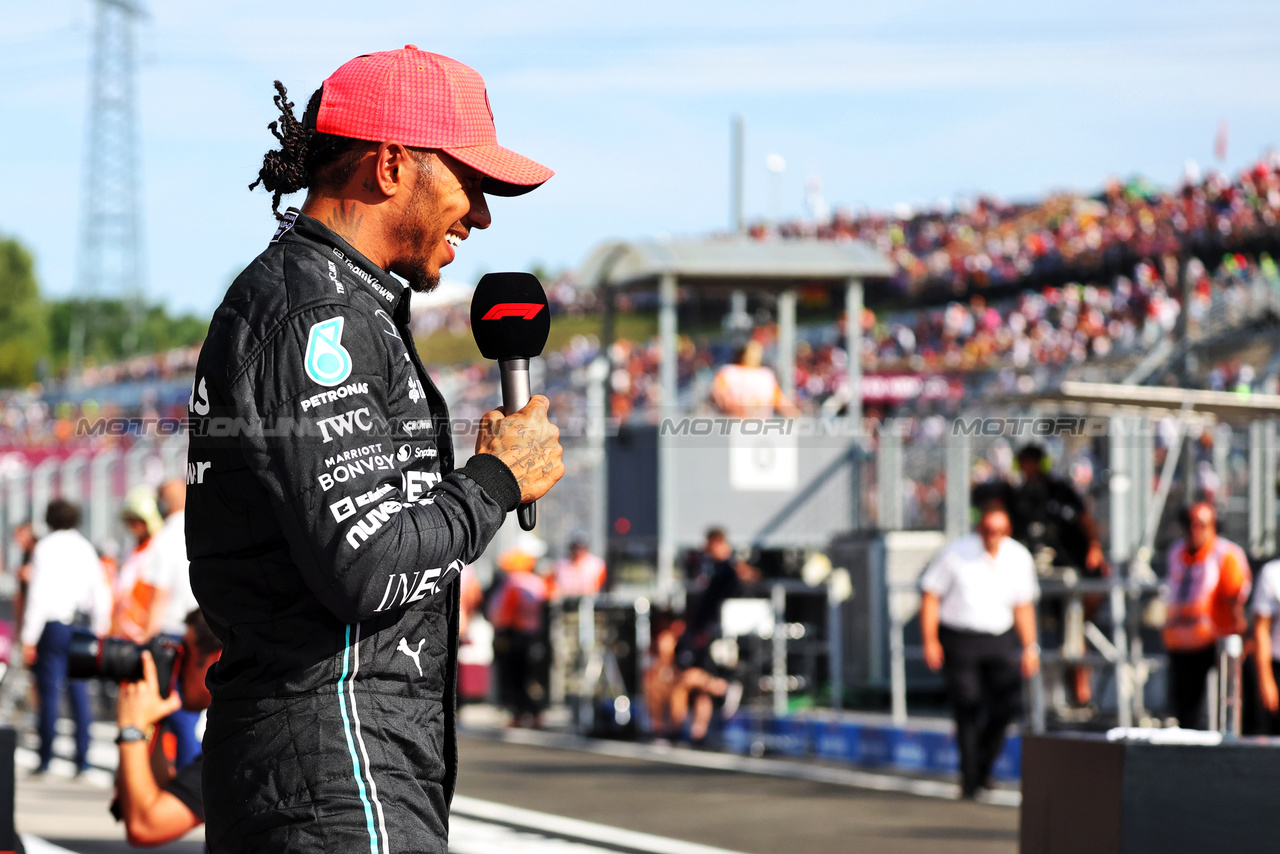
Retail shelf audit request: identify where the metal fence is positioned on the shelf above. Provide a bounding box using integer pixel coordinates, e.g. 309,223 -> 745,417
1,437 -> 188,574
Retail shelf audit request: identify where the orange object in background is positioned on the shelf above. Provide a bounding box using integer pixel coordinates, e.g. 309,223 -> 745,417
1164,536 -> 1252,652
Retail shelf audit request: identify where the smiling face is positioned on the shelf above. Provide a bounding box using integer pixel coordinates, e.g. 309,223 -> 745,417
390,151 -> 491,293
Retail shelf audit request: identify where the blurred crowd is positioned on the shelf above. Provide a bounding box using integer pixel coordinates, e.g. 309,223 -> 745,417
8,240 -> 1274,460
3,158 -> 1280,459
597,250 -> 1279,422
444,155 -> 1280,422
74,346 -> 201,389
758,154 -> 1280,297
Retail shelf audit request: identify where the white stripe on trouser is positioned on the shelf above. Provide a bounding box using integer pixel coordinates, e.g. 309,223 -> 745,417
338,624 -> 385,854
349,622 -> 391,853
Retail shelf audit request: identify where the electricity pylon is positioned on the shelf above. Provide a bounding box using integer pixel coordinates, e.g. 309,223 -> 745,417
72,0 -> 146,377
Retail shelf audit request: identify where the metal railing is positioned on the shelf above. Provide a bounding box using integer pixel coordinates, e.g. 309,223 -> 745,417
1,437 -> 188,572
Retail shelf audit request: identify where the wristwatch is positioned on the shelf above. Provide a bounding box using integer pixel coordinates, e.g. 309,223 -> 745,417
115,726 -> 147,745
1024,643 -> 1041,655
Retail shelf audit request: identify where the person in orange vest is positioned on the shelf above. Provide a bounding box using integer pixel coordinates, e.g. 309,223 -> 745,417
111,487 -> 164,643
487,534 -> 550,728
1163,501 -> 1252,728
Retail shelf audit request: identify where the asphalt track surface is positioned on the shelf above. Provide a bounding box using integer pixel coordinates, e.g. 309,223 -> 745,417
19,731 -> 1017,853
454,736 -> 1017,854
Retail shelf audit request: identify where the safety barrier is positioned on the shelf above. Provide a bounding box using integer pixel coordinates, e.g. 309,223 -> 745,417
723,711 -> 1021,781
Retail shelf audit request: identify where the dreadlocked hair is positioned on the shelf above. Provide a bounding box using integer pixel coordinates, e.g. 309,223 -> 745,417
249,81 -> 379,220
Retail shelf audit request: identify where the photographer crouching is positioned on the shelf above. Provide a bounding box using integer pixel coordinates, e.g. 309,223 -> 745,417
110,609 -> 221,846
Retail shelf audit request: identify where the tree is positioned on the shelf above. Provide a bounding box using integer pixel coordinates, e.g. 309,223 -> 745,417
0,237 -> 49,386
46,297 -> 207,370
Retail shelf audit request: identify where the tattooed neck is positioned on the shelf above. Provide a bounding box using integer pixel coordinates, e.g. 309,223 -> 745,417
325,200 -> 364,243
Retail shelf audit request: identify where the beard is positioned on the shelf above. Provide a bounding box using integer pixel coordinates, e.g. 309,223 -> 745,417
391,173 -> 443,294
396,257 -> 439,294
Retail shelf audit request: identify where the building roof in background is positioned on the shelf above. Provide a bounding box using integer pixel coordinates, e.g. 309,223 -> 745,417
579,237 -> 894,291
1032,381 -> 1280,422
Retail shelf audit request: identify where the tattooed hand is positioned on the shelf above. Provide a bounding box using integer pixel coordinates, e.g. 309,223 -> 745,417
476,395 -> 565,503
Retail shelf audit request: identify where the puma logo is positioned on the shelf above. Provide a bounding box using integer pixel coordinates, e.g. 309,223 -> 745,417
397,637 -> 426,677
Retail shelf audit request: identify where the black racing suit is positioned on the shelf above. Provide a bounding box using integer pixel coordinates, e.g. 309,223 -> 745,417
186,210 -> 521,853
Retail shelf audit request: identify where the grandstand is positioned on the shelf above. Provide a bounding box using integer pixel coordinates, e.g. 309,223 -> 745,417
7,154 -> 1280,574
441,152 -> 1280,429
9,153 -> 1280,435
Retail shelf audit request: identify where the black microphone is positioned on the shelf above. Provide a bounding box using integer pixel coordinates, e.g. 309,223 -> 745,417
470,272 -> 551,531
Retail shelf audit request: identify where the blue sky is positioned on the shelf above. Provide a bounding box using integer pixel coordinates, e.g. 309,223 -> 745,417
2,0 -> 1278,315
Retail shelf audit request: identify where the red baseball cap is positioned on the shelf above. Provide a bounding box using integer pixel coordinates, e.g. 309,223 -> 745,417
316,46 -> 553,197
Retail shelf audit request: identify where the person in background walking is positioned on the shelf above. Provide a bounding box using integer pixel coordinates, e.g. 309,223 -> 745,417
488,534 -> 550,728
921,504 -> 1039,799
144,480 -> 197,643
22,499 -> 110,775
672,528 -> 757,744
1162,501 -> 1251,729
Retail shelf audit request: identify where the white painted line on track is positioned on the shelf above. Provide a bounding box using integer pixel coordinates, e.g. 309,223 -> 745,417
463,726 -> 1021,808
21,836 -> 80,854
452,796 -> 751,854
451,815 -> 609,853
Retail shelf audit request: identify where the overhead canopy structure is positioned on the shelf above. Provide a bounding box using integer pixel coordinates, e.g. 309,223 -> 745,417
580,236 -> 896,598
1038,380 -> 1280,422
580,237 -> 896,291
1006,379 -> 1280,594
941,378 -> 1280,729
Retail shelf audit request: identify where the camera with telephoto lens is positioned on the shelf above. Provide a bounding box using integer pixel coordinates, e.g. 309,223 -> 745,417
66,629 -> 185,699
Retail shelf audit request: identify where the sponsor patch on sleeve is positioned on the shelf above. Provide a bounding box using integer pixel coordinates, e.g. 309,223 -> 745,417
305,317 -> 353,387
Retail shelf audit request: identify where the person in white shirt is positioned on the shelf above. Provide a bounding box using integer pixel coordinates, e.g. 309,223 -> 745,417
144,480 -> 197,640
1250,558 -> 1280,733
920,504 -> 1040,799
22,499 -> 110,775
141,478 -> 202,769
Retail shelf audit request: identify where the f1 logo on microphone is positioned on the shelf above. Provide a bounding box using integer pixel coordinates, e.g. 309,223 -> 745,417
481,303 -> 545,320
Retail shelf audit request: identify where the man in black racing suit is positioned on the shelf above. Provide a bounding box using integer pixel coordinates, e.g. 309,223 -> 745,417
186,47 -> 562,853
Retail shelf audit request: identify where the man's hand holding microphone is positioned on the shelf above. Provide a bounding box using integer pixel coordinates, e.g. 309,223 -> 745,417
471,272 -> 564,523
476,395 -> 563,504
